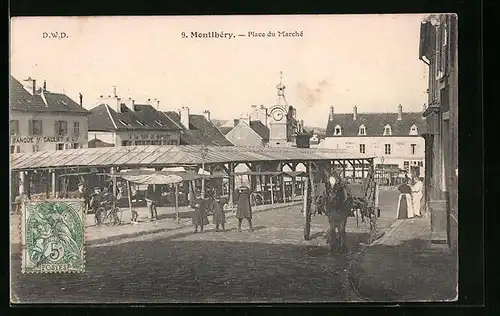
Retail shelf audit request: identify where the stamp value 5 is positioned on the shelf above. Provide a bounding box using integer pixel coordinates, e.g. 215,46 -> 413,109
21,200 -> 85,274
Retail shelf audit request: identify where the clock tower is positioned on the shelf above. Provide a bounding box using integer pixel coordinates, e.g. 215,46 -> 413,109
268,72 -> 290,147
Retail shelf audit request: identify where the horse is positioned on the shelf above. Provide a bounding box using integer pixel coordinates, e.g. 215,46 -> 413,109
322,176 -> 353,253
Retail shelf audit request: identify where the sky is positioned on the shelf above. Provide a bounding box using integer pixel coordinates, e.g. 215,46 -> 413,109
10,14 -> 429,128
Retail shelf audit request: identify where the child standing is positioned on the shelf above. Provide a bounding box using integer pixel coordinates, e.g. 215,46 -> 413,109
211,195 -> 226,232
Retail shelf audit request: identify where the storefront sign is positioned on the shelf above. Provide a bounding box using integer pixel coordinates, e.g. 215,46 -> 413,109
10,136 -> 78,144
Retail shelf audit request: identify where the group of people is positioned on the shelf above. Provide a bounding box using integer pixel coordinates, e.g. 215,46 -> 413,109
191,185 -> 253,234
396,176 -> 424,219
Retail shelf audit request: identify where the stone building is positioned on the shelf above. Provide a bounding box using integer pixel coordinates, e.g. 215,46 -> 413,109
419,14 -> 458,248
321,105 -> 426,179
87,88 -> 181,147
10,76 -> 89,154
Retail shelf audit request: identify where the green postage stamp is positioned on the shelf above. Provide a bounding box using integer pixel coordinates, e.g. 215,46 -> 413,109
21,200 -> 85,273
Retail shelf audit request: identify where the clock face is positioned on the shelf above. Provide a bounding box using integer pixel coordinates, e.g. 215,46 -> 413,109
272,111 -> 284,121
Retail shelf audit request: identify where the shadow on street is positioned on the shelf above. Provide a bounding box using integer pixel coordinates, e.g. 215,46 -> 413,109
349,238 -> 458,302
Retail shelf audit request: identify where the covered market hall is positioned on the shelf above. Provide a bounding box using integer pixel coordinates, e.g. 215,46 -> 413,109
10,145 -> 375,209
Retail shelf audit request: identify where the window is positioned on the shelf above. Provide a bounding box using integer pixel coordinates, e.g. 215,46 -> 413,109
10,146 -> 15,154
32,145 -> 39,152
155,120 -> 164,126
411,144 -> 417,155
358,125 -> 366,136
334,125 -> 342,136
16,146 -> 21,153
409,124 -> 418,135
56,143 -> 64,150
118,119 -> 131,127
383,124 -> 392,136
359,144 -> 366,154
403,161 -> 410,171
10,120 -> 19,136
55,120 -> 68,136
384,144 -> 391,155
418,161 -> 423,167
136,120 -> 147,127
29,120 -> 43,136
73,122 -> 80,135
72,143 -> 79,149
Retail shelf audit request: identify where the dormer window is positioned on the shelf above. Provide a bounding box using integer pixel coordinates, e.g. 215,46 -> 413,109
358,124 -> 366,136
383,124 -> 392,136
155,120 -> 164,126
409,124 -> 418,135
136,120 -> 147,127
334,125 -> 342,136
118,119 -> 131,127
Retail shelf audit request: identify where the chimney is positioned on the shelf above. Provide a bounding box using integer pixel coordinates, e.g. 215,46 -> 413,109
234,119 -> 239,127
240,114 -> 250,126
114,97 -> 122,113
300,119 -> 304,133
23,77 -> 36,95
203,110 -> 211,121
180,107 -> 190,129
397,104 -> 403,120
124,97 -> 135,110
353,105 -> 358,121
79,93 -> 83,107
329,106 -> 334,121
98,95 -> 105,105
252,104 -> 257,108
113,86 -> 117,97
43,80 -> 47,91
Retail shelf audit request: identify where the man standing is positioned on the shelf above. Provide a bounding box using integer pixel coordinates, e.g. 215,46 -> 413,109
236,185 -> 253,232
411,177 -> 424,218
145,186 -> 159,221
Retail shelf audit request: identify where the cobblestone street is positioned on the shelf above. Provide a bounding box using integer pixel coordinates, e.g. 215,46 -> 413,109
11,191 -> 399,303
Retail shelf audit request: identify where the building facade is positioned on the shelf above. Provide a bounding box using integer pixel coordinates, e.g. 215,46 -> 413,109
419,14 -> 458,249
225,117 -> 270,147
322,105 -> 426,179
87,90 -> 182,147
10,76 -> 89,154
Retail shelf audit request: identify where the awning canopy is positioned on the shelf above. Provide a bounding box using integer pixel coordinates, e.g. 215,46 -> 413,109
119,170 -> 184,185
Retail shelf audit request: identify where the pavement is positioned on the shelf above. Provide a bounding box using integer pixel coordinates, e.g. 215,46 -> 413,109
10,190 -> 457,303
348,215 -> 458,302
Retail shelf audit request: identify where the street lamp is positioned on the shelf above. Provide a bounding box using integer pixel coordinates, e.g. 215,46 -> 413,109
200,145 -> 209,198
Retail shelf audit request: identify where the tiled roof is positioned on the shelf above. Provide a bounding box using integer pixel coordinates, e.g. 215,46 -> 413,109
10,76 -> 88,114
88,103 -> 180,132
163,111 -> 234,146
11,145 -> 375,170
219,126 -> 233,135
248,120 -> 269,141
211,119 -> 229,127
325,112 -> 426,137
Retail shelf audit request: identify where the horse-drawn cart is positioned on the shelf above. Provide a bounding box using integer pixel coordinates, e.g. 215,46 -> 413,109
302,160 -> 381,250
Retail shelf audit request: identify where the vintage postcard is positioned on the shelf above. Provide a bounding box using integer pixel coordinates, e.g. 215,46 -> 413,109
10,14 -> 458,303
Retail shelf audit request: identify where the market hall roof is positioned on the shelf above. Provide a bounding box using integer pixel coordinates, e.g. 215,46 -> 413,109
10,145 -> 375,171
10,76 -> 88,114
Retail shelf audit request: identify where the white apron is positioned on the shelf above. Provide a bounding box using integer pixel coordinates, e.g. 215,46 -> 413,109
396,193 -> 414,219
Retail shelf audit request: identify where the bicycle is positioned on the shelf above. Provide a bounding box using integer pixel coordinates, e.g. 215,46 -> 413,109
95,201 -> 122,226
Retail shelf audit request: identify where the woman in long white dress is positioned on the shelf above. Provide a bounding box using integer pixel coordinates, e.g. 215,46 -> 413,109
411,177 -> 424,218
